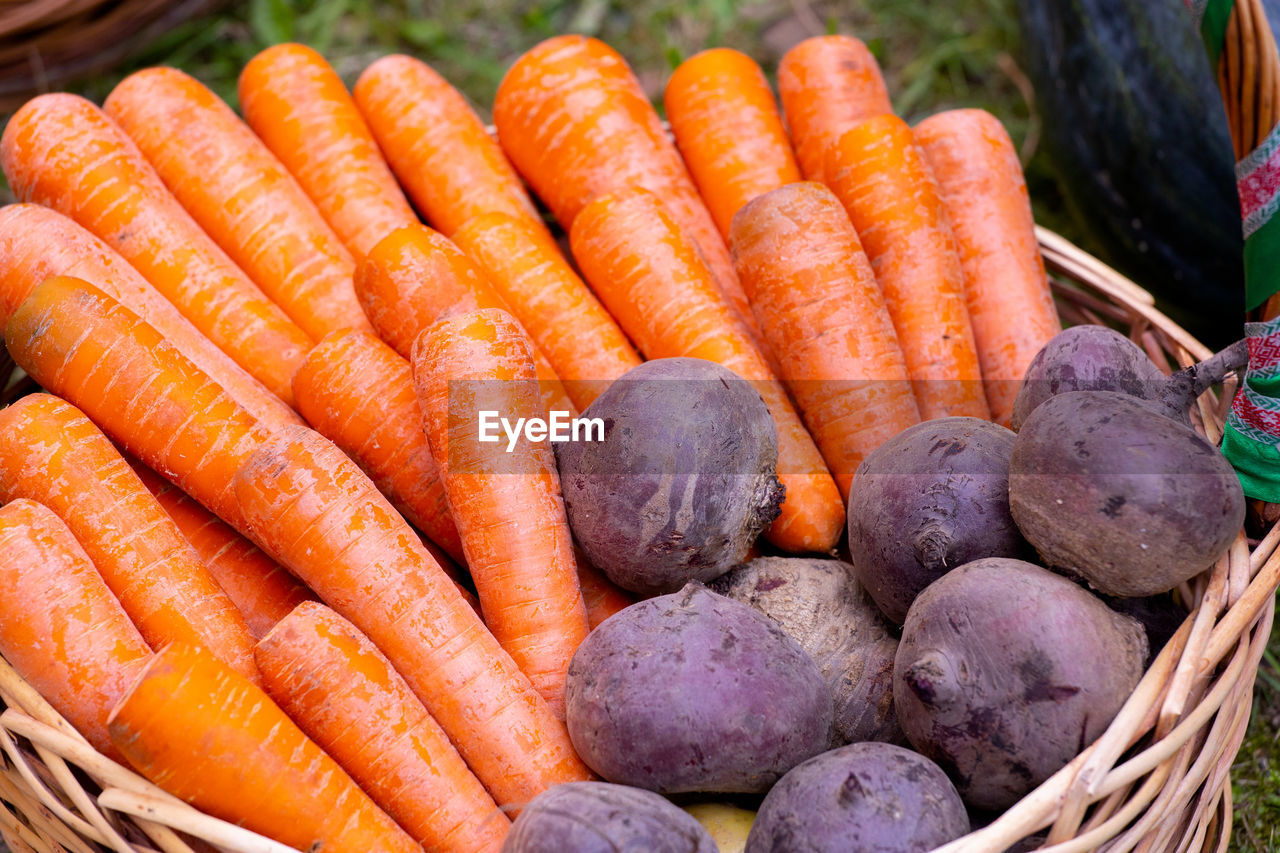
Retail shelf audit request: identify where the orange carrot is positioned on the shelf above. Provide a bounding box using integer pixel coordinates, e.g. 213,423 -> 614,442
778,35 -> 893,182
292,329 -> 466,567
569,186 -> 844,553
913,109 -> 1061,425
413,308 -> 590,718
239,43 -> 418,258
4,275 -> 270,532
1,93 -> 312,407
353,53 -> 546,240
104,66 -> 372,340
664,48 -> 802,241
356,223 -> 576,416
0,393 -> 259,683
452,211 -> 642,410
2,277 -> 471,626
0,204 -> 301,428
232,424 -> 593,806
493,35 -> 763,344
256,602 -> 510,852
107,642 -> 420,852
826,115 -> 990,421
129,462 -> 317,641
730,182 -> 921,498
574,550 -> 634,629
415,532 -> 482,616
0,499 -> 152,760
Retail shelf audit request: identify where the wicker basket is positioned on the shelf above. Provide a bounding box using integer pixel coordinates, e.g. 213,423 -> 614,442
0,225 -> 1271,853
0,0 -> 224,115
3,1 -> 1279,847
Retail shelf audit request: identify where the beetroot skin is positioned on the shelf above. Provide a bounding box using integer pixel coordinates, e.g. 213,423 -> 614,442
1009,390 -> 1245,596
565,584 -> 833,794
893,558 -> 1147,811
745,742 -> 969,853
710,557 -> 900,744
1010,325 -> 1166,431
502,782 -> 717,853
555,357 -> 783,596
847,417 -> 1030,623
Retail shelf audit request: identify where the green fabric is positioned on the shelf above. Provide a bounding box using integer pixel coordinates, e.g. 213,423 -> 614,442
1222,422 -> 1280,501
1201,0 -> 1236,69
1245,214 -> 1280,309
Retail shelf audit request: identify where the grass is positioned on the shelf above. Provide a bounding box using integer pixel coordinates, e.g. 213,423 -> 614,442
1232,611 -> 1280,853
5,0 -> 1275,847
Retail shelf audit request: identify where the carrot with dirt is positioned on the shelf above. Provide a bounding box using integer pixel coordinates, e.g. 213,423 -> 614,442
0,499 -> 153,760
4,275 -> 271,532
778,35 -> 893,182
574,551 -> 635,630
730,182 -> 921,499
232,424 -> 593,807
356,223 -> 576,416
129,462 -> 317,641
826,115 -> 990,421
913,109 -> 1061,426
239,43 -> 418,258
452,211 -> 642,409
664,48 -> 802,241
353,53 -> 546,240
493,35 -> 765,347
0,393 -> 259,683
103,66 -> 372,340
0,93 -> 312,407
413,308 -> 590,718
292,329 -> 466,567
569,186 -> 844,554
107,642 -> 421,853
256,602 -> 511,852
0,204 -> 301,428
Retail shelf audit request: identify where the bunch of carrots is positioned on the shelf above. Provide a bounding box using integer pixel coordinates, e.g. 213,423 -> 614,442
0,29 -> 1060,853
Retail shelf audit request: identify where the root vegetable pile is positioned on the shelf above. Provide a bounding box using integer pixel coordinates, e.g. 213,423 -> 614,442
0,28 -> 1249,853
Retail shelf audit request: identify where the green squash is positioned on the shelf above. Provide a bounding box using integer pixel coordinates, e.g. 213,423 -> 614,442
1017,0 -> 1242,346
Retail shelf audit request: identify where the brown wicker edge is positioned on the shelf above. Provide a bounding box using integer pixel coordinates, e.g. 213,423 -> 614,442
0,227 -> 1273,853
0,0 -> 225,115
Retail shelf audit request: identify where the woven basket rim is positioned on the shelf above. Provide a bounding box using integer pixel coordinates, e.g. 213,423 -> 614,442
0,226 -> 1273,853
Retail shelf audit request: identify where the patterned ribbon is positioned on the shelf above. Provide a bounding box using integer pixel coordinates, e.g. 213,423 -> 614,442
1188,0 -> 1280,501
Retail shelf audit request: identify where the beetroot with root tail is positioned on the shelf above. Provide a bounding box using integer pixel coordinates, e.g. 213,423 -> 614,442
893,557 -> 1147,812
1010,325 -> 1166,431
846,417 -> 1030,624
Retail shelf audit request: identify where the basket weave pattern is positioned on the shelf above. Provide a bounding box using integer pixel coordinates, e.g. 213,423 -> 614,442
0,229 -> 1272,853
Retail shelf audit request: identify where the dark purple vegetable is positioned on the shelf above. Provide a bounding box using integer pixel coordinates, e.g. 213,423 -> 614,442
501,782 -> 717,853
710,557 -> 900,744
555,357 -> 783,596
1011,325 -> 1166,431
1012,328 -> 1249,432
1100,592 -> 1189,666
894,558 -> 1147,812
565,583 -> 832,794
1009,390 -> 1245,596
744,742 -> 969,853
846,417 -> 1030,623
